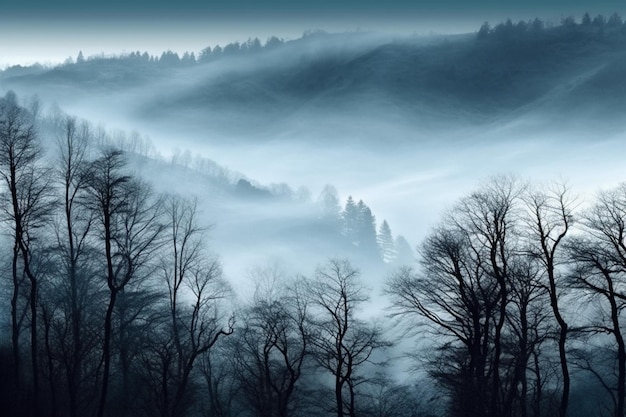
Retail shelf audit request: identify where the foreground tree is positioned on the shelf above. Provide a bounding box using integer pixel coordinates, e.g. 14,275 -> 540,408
140,194 -> 233,417
64,117 -> 96,394
84,150 -> 165,417
307,259 -> 389,417
229,268 -> 310,417
0,92 -> 54,412
387,227 -> 499,417
524,183 -> 575,417
39,115 -> 104,417
387,177 -> 545,417
568,184 -> 626,417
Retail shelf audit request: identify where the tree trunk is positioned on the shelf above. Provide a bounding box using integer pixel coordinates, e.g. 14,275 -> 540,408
608,282 -> 625,417
28,266 -> 39,412
11,243 -> 20,388
97,290 -> 117,417
547,259 -> 569,417
335,375 -> 344,417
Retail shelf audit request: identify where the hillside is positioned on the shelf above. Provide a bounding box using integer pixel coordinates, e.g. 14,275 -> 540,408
3,22 -> 626,144
4,15 -> 626,417
3,18 -> 624,259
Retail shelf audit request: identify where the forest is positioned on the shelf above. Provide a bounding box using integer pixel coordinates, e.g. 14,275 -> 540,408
3,13 -> 626,417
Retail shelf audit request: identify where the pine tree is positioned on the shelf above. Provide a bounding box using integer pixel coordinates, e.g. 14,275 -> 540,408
394,235 -> 414,266
342,196 -> 359,243
377,220 -> 396,263
356,200 -> 378,256
477,22 -> 491,39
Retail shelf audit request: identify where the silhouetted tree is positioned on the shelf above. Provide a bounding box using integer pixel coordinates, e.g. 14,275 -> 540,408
141,194 -> 233,417
84,150 -> 165,417
387,228 -> 498,417
307,259 -> 389,417
358,375 -> 432,417
524,183 -> 575,417
50,116 -> 102,417
0,92 -> 55,413
477,22 -> 491,39
387,176 -> 528,417
568,184 -> 626,417
229,266 -> 309,417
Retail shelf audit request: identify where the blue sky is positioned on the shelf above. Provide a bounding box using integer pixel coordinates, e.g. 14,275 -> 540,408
1,0 -> 624,67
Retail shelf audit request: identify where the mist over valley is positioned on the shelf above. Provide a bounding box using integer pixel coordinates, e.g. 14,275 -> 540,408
3,13 -> 626,417
4,22 -> 626,257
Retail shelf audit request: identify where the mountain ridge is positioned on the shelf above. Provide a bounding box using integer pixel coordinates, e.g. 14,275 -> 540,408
2,19 -> 626,144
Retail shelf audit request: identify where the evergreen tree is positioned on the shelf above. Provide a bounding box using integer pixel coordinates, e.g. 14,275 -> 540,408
393,235 -> 414,266
356,200 -> 378,256
159,50 -> 180,66
477,22 -> 491,39
531,18 -> 544,33
245,37 -> 262,53
199,46 -> 212,62
582,12 -> 592,26
265,36 -> 284,49
342,196 -> 359,243
377,220 -> 396,263
592,14 -> 607,27
181,51 -> 193,64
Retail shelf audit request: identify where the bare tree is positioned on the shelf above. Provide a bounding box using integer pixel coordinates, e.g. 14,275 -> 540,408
524,183 -> 576,417
568,184 -> 626,417
387,228 -> 498,417
49,115 -> 103,417
502,256 -> 548,417
199,343 -> 240,417
229,266 -> 310,417
307,259 -> 389,417
455,177 -> 523,417
84,149 -> 165,417
0,92 -> 55,412
358,374 -> 432,417
387,177 -> 544,417
140,194 -> 233,417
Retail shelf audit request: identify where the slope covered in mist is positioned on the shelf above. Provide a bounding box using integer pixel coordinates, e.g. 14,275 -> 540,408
4,17 -> 626,417
3,21 -> 626,143
126,150 -> 398,281
2,17 -> 626,270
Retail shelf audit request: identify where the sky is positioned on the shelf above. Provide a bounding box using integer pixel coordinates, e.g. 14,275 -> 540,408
1,0 -> 625,67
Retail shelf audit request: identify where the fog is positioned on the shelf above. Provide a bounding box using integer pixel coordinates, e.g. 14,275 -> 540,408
5,14 -> 626,416
3,28 -> 626,291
